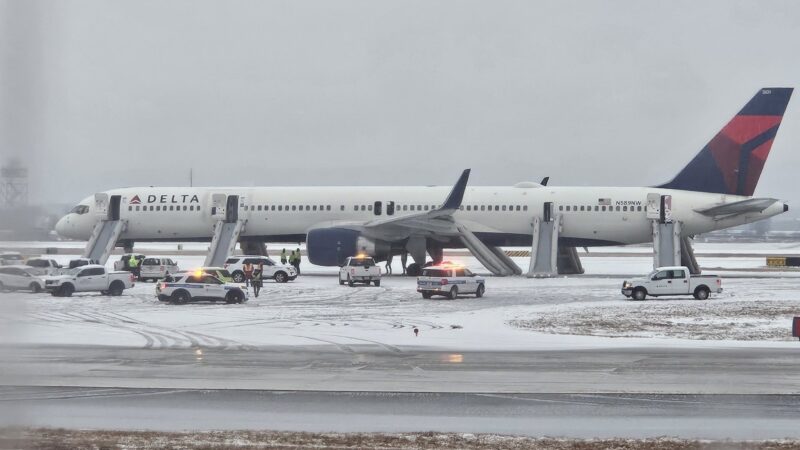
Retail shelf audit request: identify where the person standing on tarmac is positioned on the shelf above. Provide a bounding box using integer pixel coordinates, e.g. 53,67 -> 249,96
385,254 -> 393,275
129,254 -> 140,279
252,264 -> 263,298
243,261 -> 254,287
293,248 -> 302,275
280,249 -> 288,265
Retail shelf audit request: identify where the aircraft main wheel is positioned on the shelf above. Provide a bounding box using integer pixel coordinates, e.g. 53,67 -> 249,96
448,286 -> 458,300
406,263 -> 421,277
694,287 -> 710,300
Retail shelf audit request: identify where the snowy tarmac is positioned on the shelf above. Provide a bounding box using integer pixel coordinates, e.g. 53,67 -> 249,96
1,242 -> 800,437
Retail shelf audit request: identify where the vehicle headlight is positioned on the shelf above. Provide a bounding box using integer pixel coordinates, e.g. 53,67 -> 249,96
623,281 -> 631,288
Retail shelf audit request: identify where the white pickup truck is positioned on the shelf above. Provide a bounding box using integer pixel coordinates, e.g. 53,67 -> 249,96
621,266 -> 722,300
43,265 -> 135,297
339,256 -> 381,286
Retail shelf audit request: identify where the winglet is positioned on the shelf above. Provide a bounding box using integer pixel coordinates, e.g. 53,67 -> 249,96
441,169 -> 471,210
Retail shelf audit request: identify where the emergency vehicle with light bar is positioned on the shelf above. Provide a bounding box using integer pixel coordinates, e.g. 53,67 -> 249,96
339,255 -> 381,286
417,264 -> 485,299
156,272 -> 247,304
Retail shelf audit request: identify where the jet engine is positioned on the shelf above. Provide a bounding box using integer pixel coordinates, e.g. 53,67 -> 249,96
306,228 -> 391,266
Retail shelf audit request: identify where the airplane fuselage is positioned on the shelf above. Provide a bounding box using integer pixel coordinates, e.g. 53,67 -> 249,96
56,185 -> 785,248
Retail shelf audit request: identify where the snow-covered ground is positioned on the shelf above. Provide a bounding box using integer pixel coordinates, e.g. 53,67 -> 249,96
1,242 -> 800,351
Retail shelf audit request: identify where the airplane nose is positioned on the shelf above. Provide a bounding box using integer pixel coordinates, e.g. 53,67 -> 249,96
55,215 -> 70,238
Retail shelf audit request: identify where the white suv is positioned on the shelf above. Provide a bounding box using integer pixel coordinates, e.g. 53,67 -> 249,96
225,256 -> 297,283
156,273 -> 247,304
139,257 -> 180,282
417,265 -> 486,299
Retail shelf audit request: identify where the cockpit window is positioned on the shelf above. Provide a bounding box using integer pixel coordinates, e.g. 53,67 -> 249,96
70,205 -> 89,215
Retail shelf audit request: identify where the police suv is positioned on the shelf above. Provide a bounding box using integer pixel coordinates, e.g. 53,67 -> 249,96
417,265 -> 485,299
156,273 -> 248,304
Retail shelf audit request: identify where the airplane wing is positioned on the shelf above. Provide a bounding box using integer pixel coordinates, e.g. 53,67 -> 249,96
695,198 -> 780,219
361,169 -> 470,236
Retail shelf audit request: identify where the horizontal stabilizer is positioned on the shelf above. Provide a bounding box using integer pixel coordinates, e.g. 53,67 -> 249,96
695,198 -> 779,218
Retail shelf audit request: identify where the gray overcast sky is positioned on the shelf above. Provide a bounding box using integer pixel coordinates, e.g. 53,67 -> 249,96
1,0 -> 799,205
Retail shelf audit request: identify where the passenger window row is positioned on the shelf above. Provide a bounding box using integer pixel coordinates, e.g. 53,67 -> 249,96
242,204 -> 334,212
128,205 -> 202,212
558,205 -> 645,212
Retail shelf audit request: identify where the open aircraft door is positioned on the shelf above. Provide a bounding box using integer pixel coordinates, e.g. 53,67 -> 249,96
210,194 -> 227,221
93,193 -> 109,218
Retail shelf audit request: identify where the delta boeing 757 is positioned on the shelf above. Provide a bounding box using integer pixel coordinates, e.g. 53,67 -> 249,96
56,88 -> 793,276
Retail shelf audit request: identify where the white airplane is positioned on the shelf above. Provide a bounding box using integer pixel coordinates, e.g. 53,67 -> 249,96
56,88 -> 792,275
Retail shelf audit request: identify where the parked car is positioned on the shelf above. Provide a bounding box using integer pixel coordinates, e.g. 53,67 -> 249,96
417,265 -> 485,299
113,254 -> 146,272
339,256 -> 381,286
42,265 -> 135,297
0,265 -> 46,293
139,257 -> 180,282
156,273 -> 247,304
621,266 -> 723,300
68,258 -> 98,269
224,256 -> 297,283
0,252 -> 24,266
24,258 -> 62,276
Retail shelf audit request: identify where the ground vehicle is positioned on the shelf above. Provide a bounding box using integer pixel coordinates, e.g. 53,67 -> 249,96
68,258 -> 98,269
139,257 -> 180,282
224,256 -> 297,283
42,265 -> 135,297
176,267 -> 233,283
156,273 -> 247,304
0,266 -> 46,293
113,254 -> 146,272
621,266 -> 723,300
25,258 -> 62,276
339,256 -> 381,286
0,252 -> 24,266
417,265 -> 485,299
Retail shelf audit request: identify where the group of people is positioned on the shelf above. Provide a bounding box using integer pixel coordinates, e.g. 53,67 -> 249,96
279,248 -> 302,275
242,262 -> 265,297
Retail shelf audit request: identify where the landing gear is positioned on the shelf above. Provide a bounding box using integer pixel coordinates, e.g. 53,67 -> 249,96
406,263 -> 422,277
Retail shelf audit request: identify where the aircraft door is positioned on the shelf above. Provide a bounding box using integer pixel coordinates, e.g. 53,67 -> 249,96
109,195 -> 121,221
210,194 -> 227,220
93,193 -> 109,218
226,195 -> 239,223
646,193 -> 661,220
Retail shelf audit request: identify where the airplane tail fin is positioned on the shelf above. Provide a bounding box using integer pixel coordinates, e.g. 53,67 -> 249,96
658,88 -> 793,196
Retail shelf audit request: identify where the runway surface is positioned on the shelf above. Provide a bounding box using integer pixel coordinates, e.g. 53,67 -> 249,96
2,386 -> 799,439
3,344 -> 800,394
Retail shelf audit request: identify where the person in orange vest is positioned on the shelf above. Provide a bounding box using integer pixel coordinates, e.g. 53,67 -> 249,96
243,262 -> 254,287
